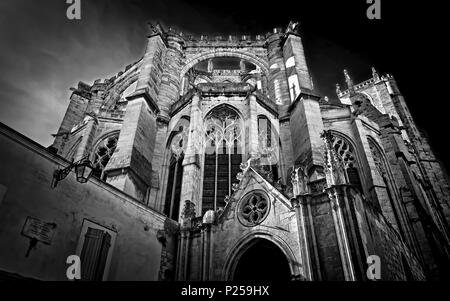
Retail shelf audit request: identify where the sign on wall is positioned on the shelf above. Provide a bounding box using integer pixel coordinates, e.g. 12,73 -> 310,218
21,216 -> 57,245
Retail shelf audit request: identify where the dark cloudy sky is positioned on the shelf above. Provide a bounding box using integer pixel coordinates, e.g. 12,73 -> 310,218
0,0 -> 448,167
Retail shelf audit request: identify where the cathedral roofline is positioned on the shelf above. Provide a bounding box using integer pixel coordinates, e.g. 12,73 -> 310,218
146,20 -> 302,46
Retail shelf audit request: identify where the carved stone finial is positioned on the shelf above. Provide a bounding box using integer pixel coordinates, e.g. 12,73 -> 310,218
286,21 -> 300,34
336,84 -> 341,95
344,69 -> 353,90
372,66 -> 380,81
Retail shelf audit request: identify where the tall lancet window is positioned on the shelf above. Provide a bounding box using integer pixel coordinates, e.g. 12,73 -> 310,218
164,124 -> 188,220
202,106 -> 243,214
330,134 -> 363,192
257,116 -> 279,182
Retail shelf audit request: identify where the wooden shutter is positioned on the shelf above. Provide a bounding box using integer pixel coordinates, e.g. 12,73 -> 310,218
80,227 -> 112,281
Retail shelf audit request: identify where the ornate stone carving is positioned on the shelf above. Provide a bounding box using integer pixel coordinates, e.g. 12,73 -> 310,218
181,200 -> 196,220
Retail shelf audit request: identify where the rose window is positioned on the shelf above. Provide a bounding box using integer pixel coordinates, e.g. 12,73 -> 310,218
238,192 -> 270,226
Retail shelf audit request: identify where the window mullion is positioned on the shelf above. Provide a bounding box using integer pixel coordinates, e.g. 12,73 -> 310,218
169,158 -> 179,219
214,150 -> 218,211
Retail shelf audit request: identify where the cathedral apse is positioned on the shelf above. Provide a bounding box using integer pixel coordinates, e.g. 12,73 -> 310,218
0,20 -> 449,282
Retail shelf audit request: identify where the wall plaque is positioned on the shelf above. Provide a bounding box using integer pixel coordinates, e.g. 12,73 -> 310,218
21,216 -> 57,245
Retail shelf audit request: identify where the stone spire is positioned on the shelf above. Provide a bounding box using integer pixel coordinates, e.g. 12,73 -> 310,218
321,130 -> 347,187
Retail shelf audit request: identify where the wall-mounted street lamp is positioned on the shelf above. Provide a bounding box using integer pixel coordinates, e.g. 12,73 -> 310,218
51,156 -> 94,188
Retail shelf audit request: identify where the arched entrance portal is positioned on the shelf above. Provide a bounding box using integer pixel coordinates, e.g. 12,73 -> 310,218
232,238 -> 291,281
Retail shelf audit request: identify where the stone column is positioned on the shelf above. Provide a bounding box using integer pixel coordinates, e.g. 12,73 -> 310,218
282,32 -> 313,91
201,224 -> 212,280
178,93 -> 203,219
327,187 -> 357,281
291,195 -> 313,280
247,94 -> 259,158
176,229 -> 190,280
267,30 -> 294,182
267,30 -> 290,107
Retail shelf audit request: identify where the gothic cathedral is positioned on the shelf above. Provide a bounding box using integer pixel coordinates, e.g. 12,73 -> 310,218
49,22 -> 450,281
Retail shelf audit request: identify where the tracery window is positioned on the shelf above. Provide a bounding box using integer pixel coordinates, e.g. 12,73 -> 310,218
164,124 -> 188,220
368,140 -> 386,179
202,106 -> 243,214
257,116 -> 279,182
329,134 -> 363,192
92,134 -> 119,181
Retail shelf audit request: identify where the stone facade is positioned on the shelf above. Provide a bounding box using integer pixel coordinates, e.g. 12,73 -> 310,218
1,21 -> 449,281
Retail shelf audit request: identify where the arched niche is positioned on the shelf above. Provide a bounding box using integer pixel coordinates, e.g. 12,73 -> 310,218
181,50 -> 269,79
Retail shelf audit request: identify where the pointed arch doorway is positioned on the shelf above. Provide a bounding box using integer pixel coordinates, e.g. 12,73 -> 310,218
232,238 -> 291,281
